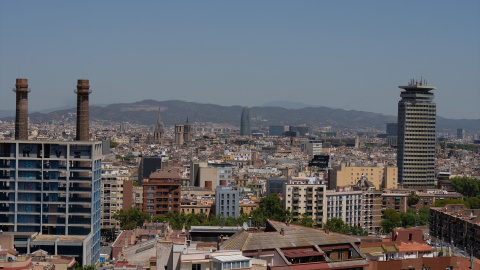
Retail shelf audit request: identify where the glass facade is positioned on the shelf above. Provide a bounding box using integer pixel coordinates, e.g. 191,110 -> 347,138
0,141 -> 102,265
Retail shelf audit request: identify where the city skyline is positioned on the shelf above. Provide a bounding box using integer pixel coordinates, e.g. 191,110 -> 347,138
1,1 -> 479,119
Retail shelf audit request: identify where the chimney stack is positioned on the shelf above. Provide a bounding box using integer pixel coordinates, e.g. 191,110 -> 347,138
75,79 -> 91,141
13,78 -> 30,140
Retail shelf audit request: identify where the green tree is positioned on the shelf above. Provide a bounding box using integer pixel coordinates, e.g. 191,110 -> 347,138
324,218 -> 351,234
400,211 -> 417,227
291,214 -> 316,228
113,207 -> 150,230
466,197 -> 480,209
251,193 -> 290,226
418,206 -> 430,225
450,177 -> 480,198
74,262 -> 95,270
406,207 -> 417,215
383,209 -> 401,226
110,141 -> 119,148
381,219 -> 397,233
351,226 -> 368,236
407,192 -> 420,207
433,198 -> 469,208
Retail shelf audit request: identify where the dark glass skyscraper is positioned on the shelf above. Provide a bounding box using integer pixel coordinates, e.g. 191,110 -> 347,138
240,106 -> 251,136
397,79 -> 436,188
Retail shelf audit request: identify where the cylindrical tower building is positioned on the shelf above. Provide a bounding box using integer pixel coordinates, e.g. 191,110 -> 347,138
75,79 -> 91,141
13,78 -> 31,140
240,106 -> 251,136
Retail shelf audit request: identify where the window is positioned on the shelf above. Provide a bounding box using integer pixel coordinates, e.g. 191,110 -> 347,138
192,264 -> 201,270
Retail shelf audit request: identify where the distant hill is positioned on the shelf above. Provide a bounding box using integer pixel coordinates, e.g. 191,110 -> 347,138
1,99 -> 479,131
261,101 -> 315,109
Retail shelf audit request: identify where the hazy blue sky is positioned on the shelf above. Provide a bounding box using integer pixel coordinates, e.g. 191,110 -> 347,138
1,1 -> 479,119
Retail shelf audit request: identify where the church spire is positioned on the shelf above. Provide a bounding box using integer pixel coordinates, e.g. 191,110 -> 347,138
153,107 -> 165,144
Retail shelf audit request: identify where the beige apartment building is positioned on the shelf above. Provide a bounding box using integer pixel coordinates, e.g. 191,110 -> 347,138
330,163 -> 397,190
283,178 -> 326,228
383,166 -> 398,189
101,177 -> 134,230
362,189 -> 383,234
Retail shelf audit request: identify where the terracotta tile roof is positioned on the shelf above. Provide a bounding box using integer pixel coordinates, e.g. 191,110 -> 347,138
396,242 -> 435,253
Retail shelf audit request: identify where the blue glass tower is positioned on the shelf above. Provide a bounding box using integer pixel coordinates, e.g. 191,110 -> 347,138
240,106 -> 251,136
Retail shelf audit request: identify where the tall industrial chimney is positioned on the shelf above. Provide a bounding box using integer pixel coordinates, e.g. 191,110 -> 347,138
75,79 -> 91,141
13,78 -> 30,140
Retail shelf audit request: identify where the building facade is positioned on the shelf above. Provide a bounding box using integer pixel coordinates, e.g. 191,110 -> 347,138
142,169 -> 182,216
330,163 -> 384,190
283,178 -> 326,227
0,140 -> 102,265
101,177 -> 133,231
240,107 -> 251,136
362,189 -> 382,234
430,204 -> 480,259
300,140 -> 322,156
215,186 -> 239,218
326,188 -> 363,228
397,79 -> 436,187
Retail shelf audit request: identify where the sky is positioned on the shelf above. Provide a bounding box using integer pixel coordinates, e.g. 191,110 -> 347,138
1,1 -> 479,119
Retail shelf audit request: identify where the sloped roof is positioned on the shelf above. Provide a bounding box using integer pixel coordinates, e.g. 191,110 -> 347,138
221,220 -> 360,251
397,242 -> 435,253
360,246 -> 384,256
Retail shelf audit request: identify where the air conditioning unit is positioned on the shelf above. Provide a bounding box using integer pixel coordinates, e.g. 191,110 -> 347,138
205,255 -> 212,259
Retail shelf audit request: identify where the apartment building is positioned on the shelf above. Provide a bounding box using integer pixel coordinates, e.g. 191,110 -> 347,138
430,204 -> 480,258
330,163 -> 382,190
361,186 -> 382,234
142,168 -> 182,216
331,163 -> 398,190
215,186 -> 239,218
101,177 -> 133,230
382,189 -> 463,214
0,140 -> 102,265
283,177 -> 326,228
326,187 -> 363,228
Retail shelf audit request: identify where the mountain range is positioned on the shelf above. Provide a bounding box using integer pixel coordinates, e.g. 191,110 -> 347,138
1,99 -> 479,131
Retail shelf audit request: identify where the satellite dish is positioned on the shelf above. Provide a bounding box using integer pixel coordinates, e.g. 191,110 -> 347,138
242,222 -> 248,230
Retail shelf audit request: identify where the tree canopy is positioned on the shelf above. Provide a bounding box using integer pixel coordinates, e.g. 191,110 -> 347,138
433,198 -> 469,208
110,141 -> 119,148
151,212 -> 250,230
407,192 -> 420,207
450,177 -> 480,198
324,218 -> 368,236
381,209 -> 401,233
291,214 -> 316,228
250,193 -> 290,226
113,207 -> 150,230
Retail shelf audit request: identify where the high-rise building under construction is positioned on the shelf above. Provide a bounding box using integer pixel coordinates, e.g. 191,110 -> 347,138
397,79 -> 436,188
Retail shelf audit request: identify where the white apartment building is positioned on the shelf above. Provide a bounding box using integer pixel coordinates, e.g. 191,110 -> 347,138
326,188 -> 363,228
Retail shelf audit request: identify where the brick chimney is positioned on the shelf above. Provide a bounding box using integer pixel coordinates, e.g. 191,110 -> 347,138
13,78 -> 30,140
75,79 -> 91,141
